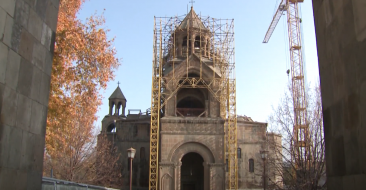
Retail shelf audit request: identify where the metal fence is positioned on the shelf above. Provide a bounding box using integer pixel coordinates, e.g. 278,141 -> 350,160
42,177 -> 120,190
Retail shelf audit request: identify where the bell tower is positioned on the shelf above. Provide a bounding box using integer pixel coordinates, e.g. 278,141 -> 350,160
150,6 -> 236,190
101,84 -> 127,133
162,7 -> 218,118
109,84 -> 127,117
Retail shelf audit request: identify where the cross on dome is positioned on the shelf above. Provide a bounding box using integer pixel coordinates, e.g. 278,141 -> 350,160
189,0 -> 195,7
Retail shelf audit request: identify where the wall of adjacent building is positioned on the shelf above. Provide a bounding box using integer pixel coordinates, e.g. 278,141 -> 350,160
312,0 -> 366,189
0,0 -> 58,189
108,118 -> 150,190
266,132 -> 283,188
236,121 -> 267,189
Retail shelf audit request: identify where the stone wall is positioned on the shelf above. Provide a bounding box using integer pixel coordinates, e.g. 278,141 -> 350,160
312,0 -> 366,189
0,0 -> 58,189
159,117 -> 225,190
112,119 -> 150,189
236,121 -> 267,189
266,133 -> 282,188
160,117 -> 225,162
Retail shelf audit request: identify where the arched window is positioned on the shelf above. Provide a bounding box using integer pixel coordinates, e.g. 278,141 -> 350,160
140,147 -> 145,160
133,126 -> 138,137
176,88 -> 206,117
194,36 -> 201,49
107,123 -> 116,132
182,36 -> 188,47
237,148 -> 241,158
249,159 -> 254,173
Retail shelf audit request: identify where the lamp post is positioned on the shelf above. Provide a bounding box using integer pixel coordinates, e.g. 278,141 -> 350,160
127,147 -> 136,190
260,150 -> 268,190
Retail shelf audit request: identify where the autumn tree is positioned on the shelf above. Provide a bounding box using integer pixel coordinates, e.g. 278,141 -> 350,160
44,0 -> 120,185
267,84 -> 326,190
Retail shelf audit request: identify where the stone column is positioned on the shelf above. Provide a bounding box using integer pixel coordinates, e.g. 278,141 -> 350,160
207,37 -> 211,59
202,36 -> 207,57
122,104 -> 126,117
0,0 -> 59,189
203,162 -> 209,190
190,34 -> 195,55
205,100 -> 208,117
175,161 -> 182,190
177,37 -> 183,57
114,102 -> 118,115
174,94 -> 177,116
109,101 -> 113,115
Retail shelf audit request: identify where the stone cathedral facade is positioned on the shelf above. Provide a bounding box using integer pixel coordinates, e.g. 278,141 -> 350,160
99,7 -> 281,190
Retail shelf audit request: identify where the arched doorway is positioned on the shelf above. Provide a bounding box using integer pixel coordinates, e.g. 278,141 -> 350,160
181,152 -> 204,190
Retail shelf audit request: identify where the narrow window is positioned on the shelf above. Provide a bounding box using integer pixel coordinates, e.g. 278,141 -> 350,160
140,147 -> 145,160
237,148 -> 241,158
107,122 -> 116,133
249,159 -> 254,173
182,36 -> 187,46
194,36 -> 201,48
133,126 -> 138,137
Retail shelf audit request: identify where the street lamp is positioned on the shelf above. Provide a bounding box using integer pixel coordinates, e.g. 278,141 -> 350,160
127,147 -> 136,190
260,150 -> 268,190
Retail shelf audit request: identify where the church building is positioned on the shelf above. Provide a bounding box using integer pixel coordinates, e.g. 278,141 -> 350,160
99,7 -> 281,190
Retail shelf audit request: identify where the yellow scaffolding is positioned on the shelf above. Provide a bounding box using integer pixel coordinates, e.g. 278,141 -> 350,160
149,10 -> 238,190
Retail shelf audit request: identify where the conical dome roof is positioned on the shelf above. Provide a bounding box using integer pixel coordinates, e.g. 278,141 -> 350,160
109,86 -> 126,100
178,7 -> 207,30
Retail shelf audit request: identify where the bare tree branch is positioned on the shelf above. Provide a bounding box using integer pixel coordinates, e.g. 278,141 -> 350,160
267,83 -> 326,190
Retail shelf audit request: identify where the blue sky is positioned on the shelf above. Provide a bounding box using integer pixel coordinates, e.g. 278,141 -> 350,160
77,0 -> 319,128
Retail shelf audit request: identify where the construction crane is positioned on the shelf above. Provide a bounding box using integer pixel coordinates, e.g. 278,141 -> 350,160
263,0 -> 311,169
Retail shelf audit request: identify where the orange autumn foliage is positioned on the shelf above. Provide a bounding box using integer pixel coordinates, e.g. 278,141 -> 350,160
44,0 -> 120,185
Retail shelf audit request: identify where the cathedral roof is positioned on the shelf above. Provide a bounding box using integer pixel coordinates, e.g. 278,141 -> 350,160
109,86 -> 126,100
178,7 -> 207,30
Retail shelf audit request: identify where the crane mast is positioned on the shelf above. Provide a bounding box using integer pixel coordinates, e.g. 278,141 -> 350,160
148,18 -> 161,190
263,0 -> 311,168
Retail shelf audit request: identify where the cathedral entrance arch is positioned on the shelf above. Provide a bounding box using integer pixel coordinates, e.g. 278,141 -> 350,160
159,142 -> 223,190
181,152 -> 204,190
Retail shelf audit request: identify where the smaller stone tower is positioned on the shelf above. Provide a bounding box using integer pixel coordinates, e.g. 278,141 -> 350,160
102,85 -> 127,132
109,85 -> 127,117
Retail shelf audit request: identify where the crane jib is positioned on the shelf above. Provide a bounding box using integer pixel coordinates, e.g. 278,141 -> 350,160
263,1 -> 287,43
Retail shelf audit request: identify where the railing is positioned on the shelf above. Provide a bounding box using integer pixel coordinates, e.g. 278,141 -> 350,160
176,108 -> 206,117
42,177 -> 119,190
